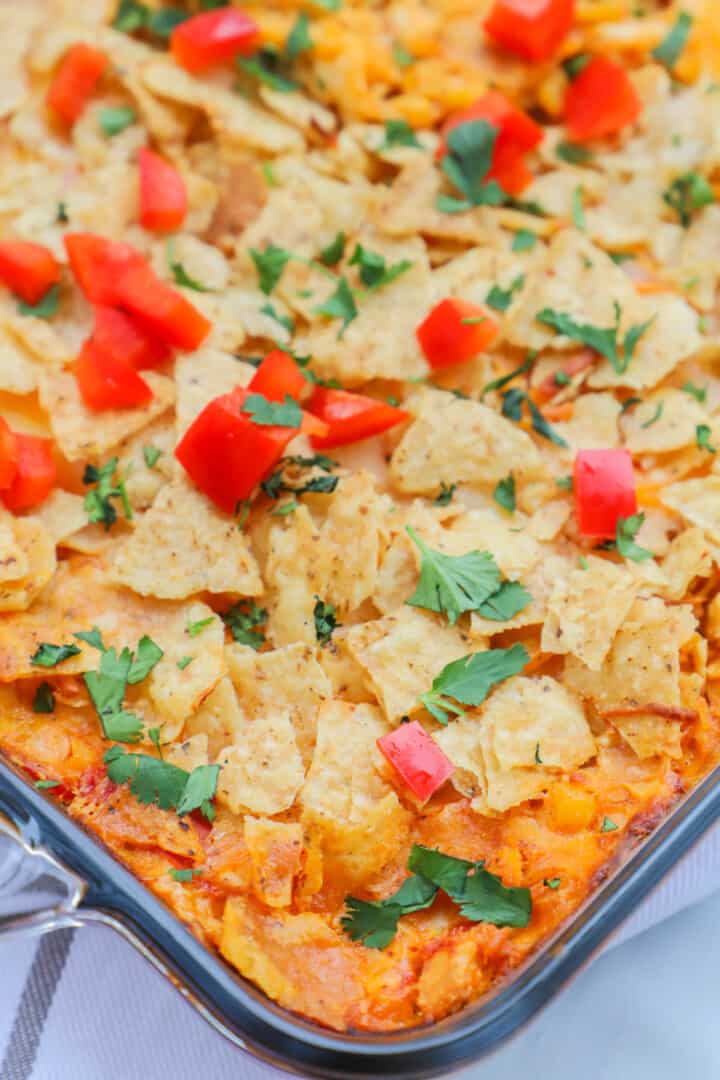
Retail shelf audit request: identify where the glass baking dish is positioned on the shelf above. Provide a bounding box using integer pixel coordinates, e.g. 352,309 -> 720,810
2,748 -> 720,1079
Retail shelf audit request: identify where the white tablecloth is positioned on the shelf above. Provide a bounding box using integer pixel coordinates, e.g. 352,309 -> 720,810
3,819 -> 720,1080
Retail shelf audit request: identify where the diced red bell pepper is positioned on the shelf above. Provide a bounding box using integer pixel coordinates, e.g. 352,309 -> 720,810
437,91 -> 544,195
0,418 -> 18,491
306,387 -> 409,449
417,298 -> 499,370
249,350 -> 306,403
565,56 -> 641,142
138,148 -> 188,234
484,0 -> 575,62
378,721 -> 454,803
574,448 -> 637,539
170,8 -> 259,73
75,337 -> 153,412
1,434 -> 56,513
64,233 -> 144,305
92,306 -> 170,371
111,258 -> 212,351
0,242 -> 61,306
175,389 -> 297,513
47,43 -> 108,125
65,233 -> 210,351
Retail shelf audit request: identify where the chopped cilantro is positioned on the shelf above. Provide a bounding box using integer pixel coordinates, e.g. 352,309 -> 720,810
380,119 -> 421,150
31,643 -> 81,668
349,244 -> 412,290
652,12 -> 693,69
104,746 -> 219,821
615,513 -> 653,562
250,244 -> 293,294
128,636 -> 164,684
609,251 -> 635,265
318,231 -> 346,267
167,241 -> 209,292
493,474 -> 516,513
554,370 -> 571,387
419,644 -> 530,724
663,172 -> 714,227
433,482 -> 456,507
486,274 -> 525,313
143,445 -> 162,469
556,475 -> 573,491
271,499 -> 298,516
176,656 -> 193,671
18,284 -> 60,319
475,581 -> 532,622
578,555 -> 589,570
562,53 -> 591,79
512,229 -> 537,252
683,381 -> 707,403
392,41 -> 414,67
406,526 -> 502,624
148,728 -> 162,754
83,636 -> 162,743
113,0 -> 149,31
342,873 -> 437,949
696,424 -> 716,454
501,388 -> 569,448
536,303 -> 654,375
286,13 -> 312,60
169,867 -> 204,884
437,120 -> 505,214
56,201 -> 69,224
640,401 -> 664,428
146,6 -> 187,37
32,682 -> 55,713
186,616 -> 215,637
601,816 -> 619,833
571,185 -> 586,231
74,627 -> 105,651
222,600 -> 267,649
313,598 -> 338,644
260,301 -> 294,335
34,779 -> 61,791
556,141 -> 593,165
99,106 -> 137,137
534,742 -> 543,765
544,877 -> 561,889
238,48 -> 299,92
481,352 -> 535,398
242,392 -> 303,428
83,458 -> 133,530
313,277 -> 358,337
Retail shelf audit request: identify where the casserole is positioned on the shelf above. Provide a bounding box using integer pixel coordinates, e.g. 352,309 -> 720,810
2,0 -> 720,1070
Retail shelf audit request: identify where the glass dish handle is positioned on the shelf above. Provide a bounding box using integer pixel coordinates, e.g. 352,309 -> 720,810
0,812 -> 86,940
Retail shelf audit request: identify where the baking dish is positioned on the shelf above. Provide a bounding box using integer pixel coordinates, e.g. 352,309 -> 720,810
3,750 -> 720,1079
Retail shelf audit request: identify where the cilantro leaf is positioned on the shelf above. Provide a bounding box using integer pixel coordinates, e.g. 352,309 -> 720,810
74,627 -> 105,651
56,202 -> 69,224
408,845 -> 531,927
349,244 -> 412,290
696,424 -> 716,454
18,284 -> 61,319
32,682 -> 55,713
260,301 -> 294,335
187,616 -> 215,637
663,172 -> 714,227
536,304 -> 654,375
176,763 -> 220,820
556,141 -> 593,165
83,458 -> 133,530
286,13 -> 312,60
341,874 -> 437,949
419,644 -> 530,724
640,401 -> 664,429
169,867 -> 203,884
222,600 -> 267,649
682,381 -> 707,403
35,779 -> 61,791
318,231 -> 346,267
500,388 -> 569,448
438,120 -> 504,213
571,185 -> 586,231
652,12 -> 693,69
250,244 -> 293,294
103,746 -> 195,812
143,445 -> 162,469
392,41 -> 414,67
113,0 -> 150,31
601,816 -> 618,833
241,392 -> 303,428
147,7 -> 188,37
127,636 -> 164,684
167,242 -> 209,292
562,53 -> 590,79
31,643 -> 81,668
99,106 -> 137,137
486,274 -> 525,313
380,119 -> 421,150
238,48 -> 299,92
314,598 -> 338,644
314,278 -> 358,337
544,877 -> 561,889
433,482 -> 456,507
406,525 -> 501,625
616,513 -> 653,562
177,656 -> 193,671
512,229 -> 537,252
481,352 -> 535,398
475,580 -> 532,622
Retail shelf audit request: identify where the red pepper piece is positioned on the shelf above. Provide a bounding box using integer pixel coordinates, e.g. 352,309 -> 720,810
484,0 -> 575,62
47,43 -> 108,125
248,350 -> 307,403
75,337 -> 153,412
574,448 -> 637,539
378,721 -> 454,803
2,434 -> 56,513
111,258 -> 212,351
437,91 -> 544,195
138,148 -> 188,234
92,306 -> 170,371
171,8 -> 259,73
175,390 -> 297,513
0,242 -> 61,306
565,56 -> 641,142
0,418 -> 18,491
417,298 -> 499,370
306,386 -> 409,449
64,233 -> 144,305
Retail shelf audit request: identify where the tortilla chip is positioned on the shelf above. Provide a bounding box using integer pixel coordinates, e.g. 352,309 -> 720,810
661,528 -> 713,601
183,676 -> 245,761
175,349 -> 254,443
111,479 -> 262,600
216,709 -> 305,816
660,476 -> 720,543
243,817 -> 304,908
0,517 -> 56,612
606,710 -> 683,760
164,733 -> 209,773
